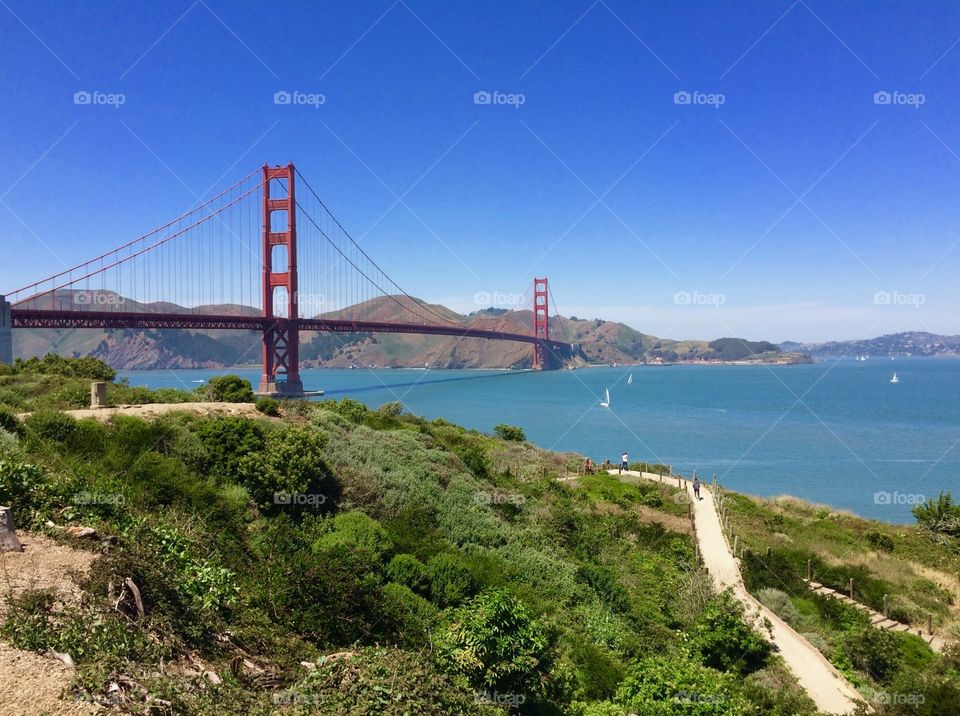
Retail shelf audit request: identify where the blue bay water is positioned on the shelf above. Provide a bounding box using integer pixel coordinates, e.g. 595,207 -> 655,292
118,358 -> 960,524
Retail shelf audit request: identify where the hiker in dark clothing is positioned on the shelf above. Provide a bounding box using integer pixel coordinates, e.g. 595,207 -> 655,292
693,476 -> 701,500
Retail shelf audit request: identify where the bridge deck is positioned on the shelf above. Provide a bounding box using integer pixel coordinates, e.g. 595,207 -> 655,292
10,308 -> 570,350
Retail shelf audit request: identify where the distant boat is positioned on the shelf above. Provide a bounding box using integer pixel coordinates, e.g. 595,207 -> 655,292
890,372 -> 899,384
627,373 -> 633,385
600,387 -> 610,408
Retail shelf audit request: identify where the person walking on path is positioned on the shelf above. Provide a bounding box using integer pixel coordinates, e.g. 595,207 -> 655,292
693,476 -> 701,500
619,452 -> 629,474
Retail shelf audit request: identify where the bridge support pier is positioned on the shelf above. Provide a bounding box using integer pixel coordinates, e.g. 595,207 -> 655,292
0,296 -> 12,365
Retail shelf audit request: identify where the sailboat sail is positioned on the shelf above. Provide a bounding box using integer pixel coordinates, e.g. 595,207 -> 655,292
627,373 -> 633,385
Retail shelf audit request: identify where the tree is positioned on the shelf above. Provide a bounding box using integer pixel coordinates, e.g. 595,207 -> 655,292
913,492 -> 960,538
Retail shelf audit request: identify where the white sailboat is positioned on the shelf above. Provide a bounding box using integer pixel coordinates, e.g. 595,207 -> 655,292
600,388 -> 610,408
627,373 -> 633,385
890,372 -> 899,384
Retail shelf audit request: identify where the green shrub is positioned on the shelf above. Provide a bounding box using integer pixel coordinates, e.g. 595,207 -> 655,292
197,375 -> 254,403
296,646 -> 496,715
0,588 -> 162,665
382,582 -> 438,645
570,640 -> 626,701
866,530 -> 895,552
387,553 -> 429,593
740,549 -> 806,595
426,552 -> 479,607
615,653 -> 744,715
690,591 -> 771,675
494,423 -> 526,442
12,355 -> 115,380
0,460 -> 47,515
236,425 -> 336,510
254,396 -> 280,416
756,588 -> 801,627
435,588 -> 549,698
84,520 -> 238,645
457,443 -> 490,480
25,409 -> 77,443
194,416 -> 266,480
742,666 -> 817,716
0,408 -> 23,437
314,511 -> 393,564
841,627 -> 903,683
577,564 -> 630,613
888,594 -> 922,624
378,401 -> 405,417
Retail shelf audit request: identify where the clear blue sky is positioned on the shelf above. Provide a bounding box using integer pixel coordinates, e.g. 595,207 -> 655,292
1,0 -> 959,342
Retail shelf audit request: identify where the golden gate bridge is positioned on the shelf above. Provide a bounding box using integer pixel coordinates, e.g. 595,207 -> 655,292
0,164 -> 573,396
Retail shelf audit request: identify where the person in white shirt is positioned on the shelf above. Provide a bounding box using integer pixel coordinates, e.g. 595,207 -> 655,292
619,452 -> 629,474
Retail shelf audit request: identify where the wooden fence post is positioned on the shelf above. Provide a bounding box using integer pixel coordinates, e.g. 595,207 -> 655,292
848,578 -> 855,600
806,559 -> 812,581
766,546 -> 771,558
883,594 -> 889,618
733,535 -> 739,555
928,614 -> 933,635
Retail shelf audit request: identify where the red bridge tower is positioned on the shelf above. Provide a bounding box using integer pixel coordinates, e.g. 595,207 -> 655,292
259,163 -> 304,396
532,277 -> 549,370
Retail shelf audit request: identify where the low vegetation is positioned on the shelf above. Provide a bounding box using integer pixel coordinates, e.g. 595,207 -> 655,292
0,357 -> 955,714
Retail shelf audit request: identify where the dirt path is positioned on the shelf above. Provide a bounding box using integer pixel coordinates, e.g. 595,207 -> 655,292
17,402 -> 262,422
615,470 -> 863,715
0,533 -> 99,715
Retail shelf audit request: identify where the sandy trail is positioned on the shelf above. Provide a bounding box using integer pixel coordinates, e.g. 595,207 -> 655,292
615,470 -> 863,715
17,401 -> 262,422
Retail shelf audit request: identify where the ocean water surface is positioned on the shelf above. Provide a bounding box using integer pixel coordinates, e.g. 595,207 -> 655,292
118,358 -> 960,523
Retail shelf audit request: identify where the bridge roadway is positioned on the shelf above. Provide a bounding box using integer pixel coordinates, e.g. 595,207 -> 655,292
9,308 -> 571,353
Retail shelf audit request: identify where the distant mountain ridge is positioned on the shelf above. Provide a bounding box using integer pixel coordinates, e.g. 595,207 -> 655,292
783,332 -> 960,358
11,290 -> 805,369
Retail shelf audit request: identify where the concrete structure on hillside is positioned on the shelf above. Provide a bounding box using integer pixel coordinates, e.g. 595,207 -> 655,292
0,296 -> 12,365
